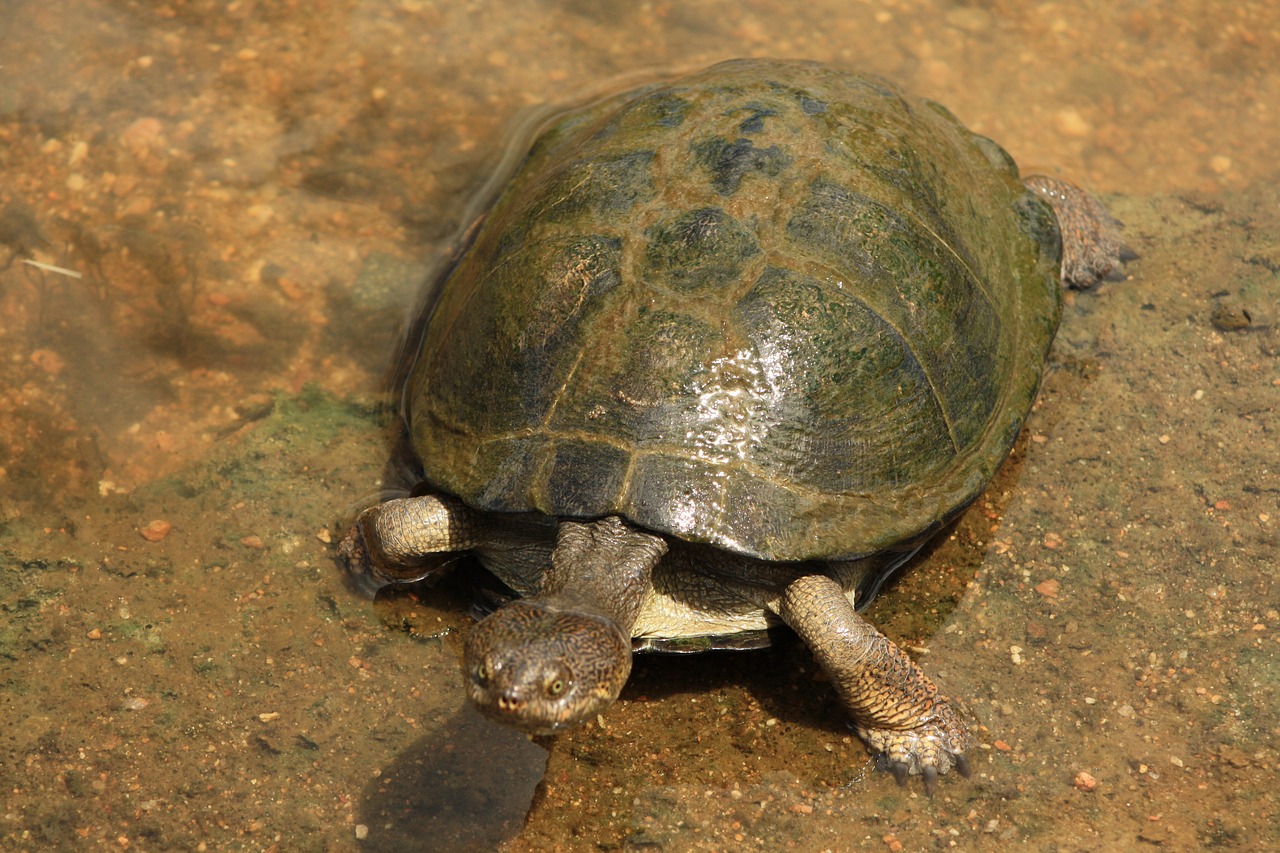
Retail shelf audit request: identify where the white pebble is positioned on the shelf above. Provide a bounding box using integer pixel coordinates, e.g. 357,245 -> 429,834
1054,108 -> 1092,138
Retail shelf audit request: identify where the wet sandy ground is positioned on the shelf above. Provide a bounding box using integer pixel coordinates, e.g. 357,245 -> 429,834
1,0 -> 1277,850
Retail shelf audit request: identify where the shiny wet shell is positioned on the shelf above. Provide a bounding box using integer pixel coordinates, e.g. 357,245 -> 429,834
406,58 -> 1063,562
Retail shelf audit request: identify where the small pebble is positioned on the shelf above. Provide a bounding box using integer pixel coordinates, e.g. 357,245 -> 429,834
1074,770 -> 1098,791
121,195 -> 153,216
68,140 -> 89,167
29,349 -> 67,375
141,519 -> 172,542
1054,108 -> 1092,138
119,117 -> 165,154
111,173 -> 139,197
355,825 -> 368,841
1210,301 -> 1252,331
1035,578 -> 1061,598
240,534 -> 265,549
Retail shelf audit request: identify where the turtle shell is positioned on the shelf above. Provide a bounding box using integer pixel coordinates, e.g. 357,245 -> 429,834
405,58 -> 1063,562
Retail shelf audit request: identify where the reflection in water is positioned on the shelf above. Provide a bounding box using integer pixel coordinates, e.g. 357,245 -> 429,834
357,707 -> 547,852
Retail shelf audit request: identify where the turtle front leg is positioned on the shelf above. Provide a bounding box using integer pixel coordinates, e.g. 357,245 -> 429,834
337,493 -> 478,595
777,574 -> 970,794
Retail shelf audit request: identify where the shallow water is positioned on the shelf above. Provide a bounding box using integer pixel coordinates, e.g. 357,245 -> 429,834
1,1 -> 1277,850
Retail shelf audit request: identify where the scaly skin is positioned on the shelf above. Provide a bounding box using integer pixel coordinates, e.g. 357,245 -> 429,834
1025,175 -> 1131,289
777,574 -> 969,794
462,517 -> 666,734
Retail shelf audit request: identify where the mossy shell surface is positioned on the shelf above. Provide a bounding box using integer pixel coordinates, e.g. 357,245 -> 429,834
406,58 -> 1062,562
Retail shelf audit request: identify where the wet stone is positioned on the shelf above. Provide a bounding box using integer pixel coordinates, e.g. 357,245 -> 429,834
1210,299 -> 1253,331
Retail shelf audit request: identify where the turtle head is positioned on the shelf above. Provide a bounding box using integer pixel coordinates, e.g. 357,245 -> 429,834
463,600 -> 632,734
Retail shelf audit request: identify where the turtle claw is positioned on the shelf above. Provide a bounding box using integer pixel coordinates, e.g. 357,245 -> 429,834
874,744 -> 966,796
336,521 -> 388,598
922,765 -> 939,798
856,705 -> 970,794
891,762 -> 910,788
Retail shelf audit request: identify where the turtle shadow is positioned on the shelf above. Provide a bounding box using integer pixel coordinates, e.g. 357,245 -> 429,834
624,640 -> 850,733
353,705 -> 548,852
618,525 -> 972,745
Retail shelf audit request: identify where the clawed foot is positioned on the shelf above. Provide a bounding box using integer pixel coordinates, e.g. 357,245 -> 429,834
854,704 -> 971,797
1024,174 -> 1134,289
335,514 -> 391,598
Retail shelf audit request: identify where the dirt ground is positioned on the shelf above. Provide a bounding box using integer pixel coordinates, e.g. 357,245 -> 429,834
1,1 -> 1277,850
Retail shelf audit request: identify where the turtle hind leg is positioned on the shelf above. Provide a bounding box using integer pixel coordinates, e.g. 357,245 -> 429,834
1025,174 -> 1136,289
776,574 -> 970,794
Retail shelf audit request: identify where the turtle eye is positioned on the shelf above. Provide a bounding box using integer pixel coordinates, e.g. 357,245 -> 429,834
474,663 -> 490,685
547,677 -> 566,697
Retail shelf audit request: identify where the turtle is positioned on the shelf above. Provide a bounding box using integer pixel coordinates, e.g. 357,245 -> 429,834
338,58 -> 1127,792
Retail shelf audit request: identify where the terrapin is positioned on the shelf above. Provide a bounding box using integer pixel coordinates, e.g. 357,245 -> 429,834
339,58 -> 1126,790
